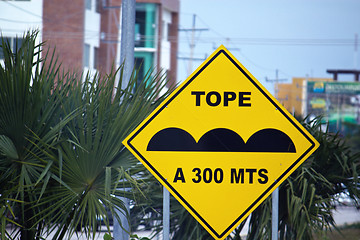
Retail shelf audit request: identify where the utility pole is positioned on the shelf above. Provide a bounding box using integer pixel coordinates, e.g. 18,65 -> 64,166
189,14 -> 196,74
178,14 -> 208,75
355,33 -> 358,70
120,0 -> 135,88
265,69 -> 287,99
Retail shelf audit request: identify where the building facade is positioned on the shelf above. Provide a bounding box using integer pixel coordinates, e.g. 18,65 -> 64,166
0,0 -> 179,86
277,77 -> 333,117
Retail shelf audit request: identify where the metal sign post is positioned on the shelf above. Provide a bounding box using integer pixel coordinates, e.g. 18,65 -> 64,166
163,186 -> 170,240
272,187 -> 279,240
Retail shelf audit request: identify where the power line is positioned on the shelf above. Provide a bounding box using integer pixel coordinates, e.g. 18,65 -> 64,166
198,24 -> 277,73
2,25 -> 358,47
3,1 -> 90,32
0,18 -> 42,24
3,1 -> 42,19
265,69 -> 288,98
184,36 -> 360,46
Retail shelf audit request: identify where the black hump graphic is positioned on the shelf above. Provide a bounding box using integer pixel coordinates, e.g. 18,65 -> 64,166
147,128 -> 296,152
197,128 -> 246,151
246,128 -> 296,152
147,127 -> 197,151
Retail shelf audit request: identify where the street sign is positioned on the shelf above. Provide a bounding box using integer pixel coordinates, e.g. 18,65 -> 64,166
123,46 -> 319,240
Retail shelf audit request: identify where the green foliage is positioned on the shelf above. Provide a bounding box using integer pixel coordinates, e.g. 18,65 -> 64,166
0,32 -> 174,239
344,122 -> 360,154
130,234 -> 151,240
103,233 -> 113,240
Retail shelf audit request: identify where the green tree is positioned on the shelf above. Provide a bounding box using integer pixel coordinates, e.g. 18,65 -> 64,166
0,32 -> 174,239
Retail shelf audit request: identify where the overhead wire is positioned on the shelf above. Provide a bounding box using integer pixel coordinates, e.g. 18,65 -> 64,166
2,0 -> 100,34
2,1 -> 42,19
194,14 -> 278,74
2,2 -> 359,46
0,18 -> 42,24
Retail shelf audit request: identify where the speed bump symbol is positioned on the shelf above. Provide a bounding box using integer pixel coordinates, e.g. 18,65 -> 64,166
147,127 -> 296,152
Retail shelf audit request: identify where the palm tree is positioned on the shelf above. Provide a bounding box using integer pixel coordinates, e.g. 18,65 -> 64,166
0,32 -> 174,239
45,66 -> 173,240
0,31 -> 76,240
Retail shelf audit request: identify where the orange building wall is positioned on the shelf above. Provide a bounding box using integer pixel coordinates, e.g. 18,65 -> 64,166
277,77 -> 333,117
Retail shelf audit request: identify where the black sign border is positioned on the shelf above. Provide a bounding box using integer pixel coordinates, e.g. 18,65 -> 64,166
127,49 -> 317,238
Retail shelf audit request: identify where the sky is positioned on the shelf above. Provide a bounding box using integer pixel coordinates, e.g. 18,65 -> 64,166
177,0 -> 360,93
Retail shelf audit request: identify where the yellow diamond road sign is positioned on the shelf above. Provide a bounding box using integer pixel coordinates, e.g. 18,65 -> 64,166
123,46 -> 319,240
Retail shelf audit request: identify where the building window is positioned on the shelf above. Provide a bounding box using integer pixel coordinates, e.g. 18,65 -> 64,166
167,23 -> 172,41
162,21 -> 171,41
162,21 -> 166,40
134,52 -> 154,84
135,11 -> 146,47
86,0 -> 91,10
83,44 -> 90,68
94,47 -> 99,70
95,0 -> 100,13
135,57 -> 145,84
135,3 -> 156,48
0,37 -> 24,60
